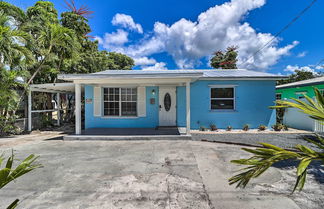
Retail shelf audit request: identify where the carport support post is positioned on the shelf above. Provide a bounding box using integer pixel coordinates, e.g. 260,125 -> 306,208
186,81 -> 190,135
28,89 -> 32,132
75,83 -> 81,135
57,92 -> 60,126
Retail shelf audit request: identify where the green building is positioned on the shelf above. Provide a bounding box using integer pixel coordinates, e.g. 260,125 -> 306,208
276,76 -> 324,132
276,77 -> 324,100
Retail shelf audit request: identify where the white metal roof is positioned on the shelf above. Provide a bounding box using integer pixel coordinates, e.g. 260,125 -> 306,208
276,76 -> 324,89
58,69 -> 284,81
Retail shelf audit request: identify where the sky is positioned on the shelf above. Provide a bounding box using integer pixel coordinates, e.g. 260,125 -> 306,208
7,0 -> 324,75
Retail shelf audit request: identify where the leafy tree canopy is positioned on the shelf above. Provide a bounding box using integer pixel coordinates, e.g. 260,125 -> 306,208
210,46 -> 238,69
277,70 -> 320,85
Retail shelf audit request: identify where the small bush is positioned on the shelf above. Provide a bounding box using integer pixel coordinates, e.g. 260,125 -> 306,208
227,125 -> 232,131
258,125 -> 267,131
242,124 -> 249,131
283,124 -> 289,131
272,123 -> 284,131
210,124 -> 217,131
200,126 -> 207,131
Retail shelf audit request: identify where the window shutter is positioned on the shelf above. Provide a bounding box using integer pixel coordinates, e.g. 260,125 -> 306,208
137,86 -> 146,117
93,86 -> 102,117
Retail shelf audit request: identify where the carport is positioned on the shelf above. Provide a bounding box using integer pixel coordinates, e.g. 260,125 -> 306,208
27,83 -> 76,131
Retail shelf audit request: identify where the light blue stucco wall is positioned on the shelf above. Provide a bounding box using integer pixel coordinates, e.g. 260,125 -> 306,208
84,85 -> 159,128
84,80 -> 276,130
187,80 -> 276,129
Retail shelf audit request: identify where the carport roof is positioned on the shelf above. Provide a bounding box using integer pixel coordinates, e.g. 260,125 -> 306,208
30,83 -> 76,93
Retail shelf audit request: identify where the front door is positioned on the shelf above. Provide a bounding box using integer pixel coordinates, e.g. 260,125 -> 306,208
159,87 -> 176,126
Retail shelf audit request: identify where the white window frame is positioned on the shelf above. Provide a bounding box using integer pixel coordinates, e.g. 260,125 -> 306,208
103,87 -> 138,117
209,85 -> 236,110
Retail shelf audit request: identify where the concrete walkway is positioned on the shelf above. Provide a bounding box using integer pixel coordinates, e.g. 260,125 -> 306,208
1,138 -> 320,209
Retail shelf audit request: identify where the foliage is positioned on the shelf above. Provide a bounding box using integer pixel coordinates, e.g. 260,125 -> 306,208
272,123 -> 284,131
258,125 -> 267,131
199,126 -> 207,131
229,88 -> 324,192
0,151 -> 41,208
0,68 -> 27,135
64,0 -> 94,17
229,140 -> 324,192
242,124 -> 249,131
0,1 -> 134,134
227,125 -> 232,131
210,46 -> 238,69
277,70 -> 318,85
210,124 -> 217,131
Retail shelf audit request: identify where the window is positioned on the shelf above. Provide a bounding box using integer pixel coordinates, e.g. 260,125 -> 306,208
210,87 -> 235,110
103,87 -> 137,116
295,91 -> 307,99
276,93 -> 282,100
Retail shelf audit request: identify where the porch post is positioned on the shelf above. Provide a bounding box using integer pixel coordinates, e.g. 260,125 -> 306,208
75,83 -> 81,135
28,89 -> 32,132
56,92 -> 60,126
186,81 -> 191,135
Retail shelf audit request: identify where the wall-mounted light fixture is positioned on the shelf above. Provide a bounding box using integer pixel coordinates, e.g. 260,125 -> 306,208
151,89 -> 156,95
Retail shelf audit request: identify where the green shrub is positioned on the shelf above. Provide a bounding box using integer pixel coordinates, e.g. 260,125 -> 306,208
258,125 -> 267,131
272,123 -> 284,131
210,124 -> 217,131
242,124 -> 249,131
199,126 -> 207,131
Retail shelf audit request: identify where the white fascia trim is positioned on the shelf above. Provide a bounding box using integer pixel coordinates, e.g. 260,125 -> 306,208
208,84 -> 238,88
200,77 -> 281,81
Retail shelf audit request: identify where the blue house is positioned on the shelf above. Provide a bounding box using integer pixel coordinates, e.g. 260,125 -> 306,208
56,69 -> 281,135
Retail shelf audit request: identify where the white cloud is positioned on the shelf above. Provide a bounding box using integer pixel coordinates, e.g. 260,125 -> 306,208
97,0 -> 298,71
297,51 -> 307,58
284,65 -> 316,73
112,13 -> 143,33
133,57 -> 157,66
142,62 -> 168,70
94,29 -> 128,49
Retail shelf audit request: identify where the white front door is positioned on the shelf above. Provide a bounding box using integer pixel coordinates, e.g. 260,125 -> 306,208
159,87 -> 176,126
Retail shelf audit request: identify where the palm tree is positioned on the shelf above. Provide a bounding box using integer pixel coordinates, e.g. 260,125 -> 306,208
0,12 -> 33,68
229,88 -> 324,192
0,151 -> 41,209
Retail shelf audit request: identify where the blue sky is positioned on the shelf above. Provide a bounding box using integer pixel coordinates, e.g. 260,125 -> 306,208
7,0 -> 324,74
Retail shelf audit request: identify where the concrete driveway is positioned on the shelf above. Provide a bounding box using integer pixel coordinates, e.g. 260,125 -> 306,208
0,138 -> 322,209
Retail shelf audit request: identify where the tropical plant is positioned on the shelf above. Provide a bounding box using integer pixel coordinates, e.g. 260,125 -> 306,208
200,126 -> 207,131
229,88 -> 324,192
0,151 -> 41,208
210,124 -> 217,131
242,124 -> 249,131
272,123 -> 284,131
210,46 -> 238,69
258,125 -> 267,131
